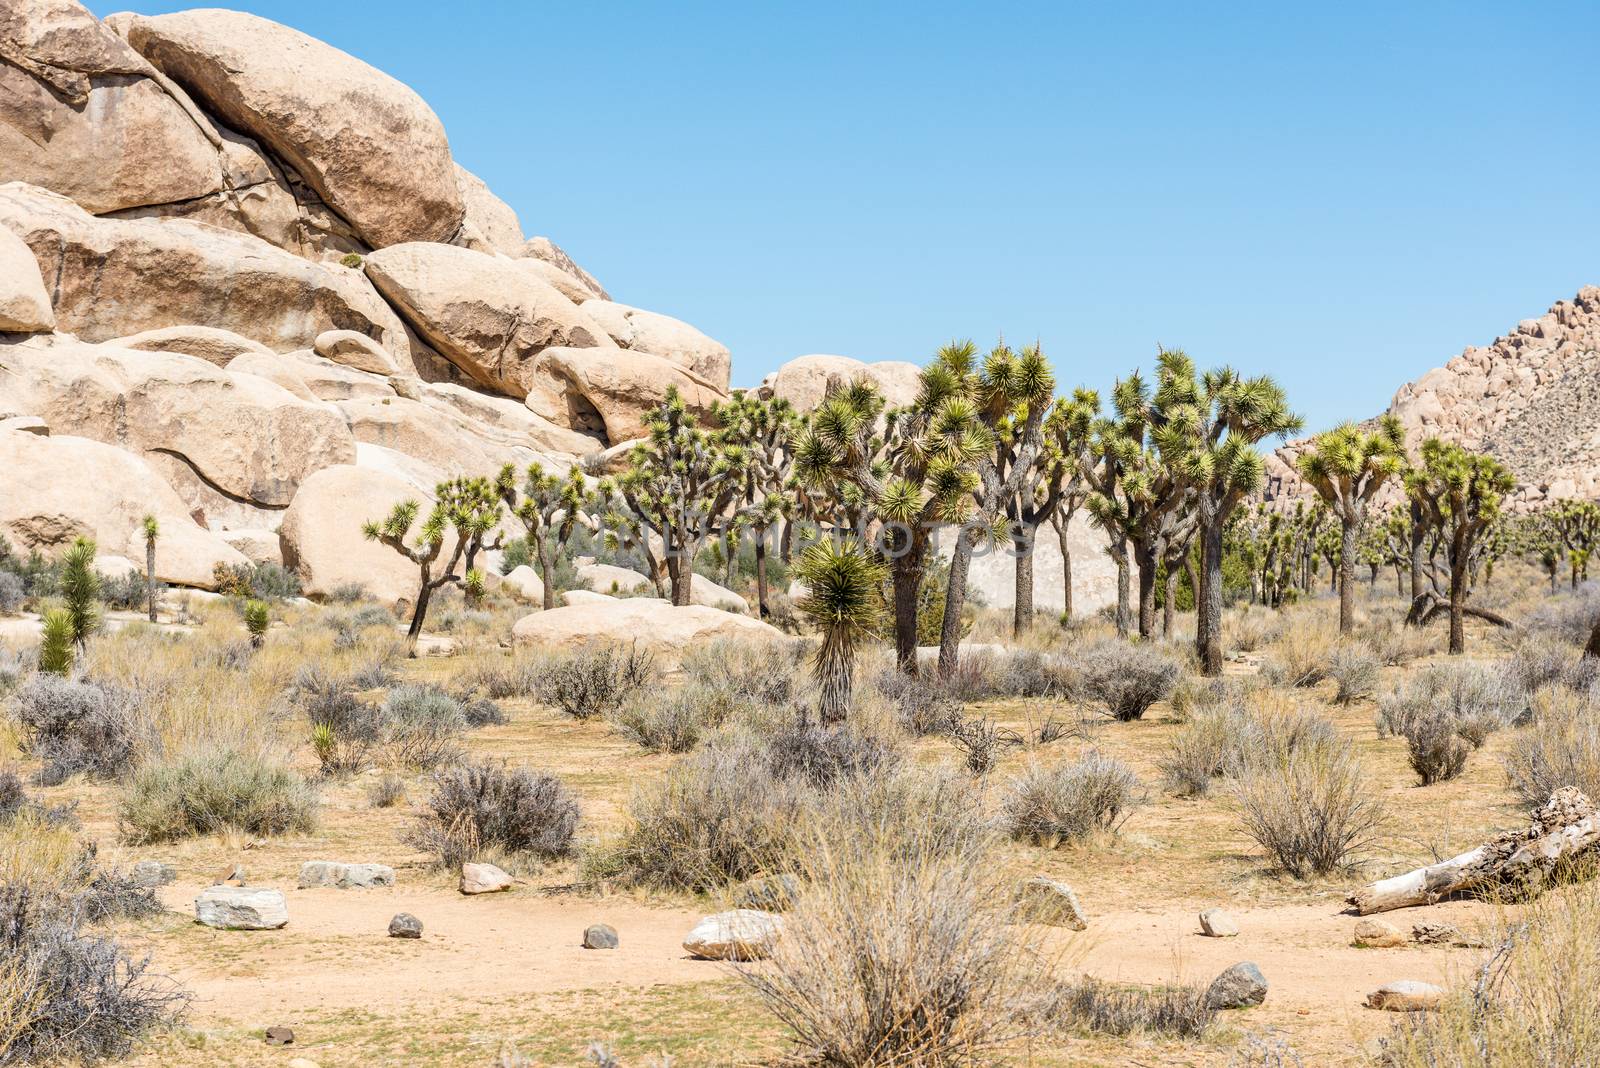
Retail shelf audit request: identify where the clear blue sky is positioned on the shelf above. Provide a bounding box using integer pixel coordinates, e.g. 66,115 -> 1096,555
95,1 -> 1597,433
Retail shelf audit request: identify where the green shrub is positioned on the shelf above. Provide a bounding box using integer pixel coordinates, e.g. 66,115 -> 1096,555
118,747 -> 317,843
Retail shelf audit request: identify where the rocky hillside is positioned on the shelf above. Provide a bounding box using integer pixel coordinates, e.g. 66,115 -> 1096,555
1268,286 -> 1600,509
0,1 -> 935,607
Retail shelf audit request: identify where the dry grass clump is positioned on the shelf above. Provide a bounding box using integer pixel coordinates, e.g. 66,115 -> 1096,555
680,638 -> 805,707
403,761 -> 578,871
452,652 -> 542,700
365,772 -> 407,809
1503,688 -> 1600,808
734,772 -> 1049,1068
1379,878 -> 1600,1067
379,684 -> 467,770
1075,640 -> 1183,721
535,642 -> 655,720
1527,582 -> 1600,646
1506,635 -> 1599,695
1233,742 -> 1386,878
1377,663 -> 1524,784
1225,604 -> 1281,654
1328,641 -> 1382,703
1000,753 -> 1140,846
118,745 -> 317,844
1261,612 -> 1338,687
1051,975 -> 1215,1039
7,675 -> 150,785
606,683 -> 743,753
1159,687 -> 1337,797
1356,614 -> 1434,666
867,667 -> 962,737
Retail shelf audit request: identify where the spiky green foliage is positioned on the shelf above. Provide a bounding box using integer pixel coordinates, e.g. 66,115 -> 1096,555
38,606 -> 74,675
1546,499 -> 1600,588
1038,389 -> 1101,626
498,461 -> 588,611
606,387 -> 741,606
1296,416 -> 1407,631
795,539 -> 885,724
715,392 -> 799,619
243,599 -> 270,648
59,536 -> 100,646
1404,439 -> 1517,654
1149,351 -> 1301,673
363,476 -> 503,638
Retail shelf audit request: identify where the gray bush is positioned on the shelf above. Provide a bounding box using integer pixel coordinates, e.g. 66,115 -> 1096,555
1233,745 -> 1386,877
1528,583 -> 1600,646
0,570 -> 26,614
1503,689 -> 1600,807
607,683 -> 733,753
536,643 -> 655,720
1001,753 -> 1140,844
1328,643 -> 1381,704
118,746 -> 317,843
404,761 -> 579,870
10,675 -> 146,785
1376,663 -> 1524,747
1076,640 -> 1183,721
380,684 -> 467,770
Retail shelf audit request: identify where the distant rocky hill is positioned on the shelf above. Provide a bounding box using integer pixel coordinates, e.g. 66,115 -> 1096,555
1268,286 -> 1600,509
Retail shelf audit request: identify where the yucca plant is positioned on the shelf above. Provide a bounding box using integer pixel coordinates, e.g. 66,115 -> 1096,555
140,514 -> 159,623
59,536 -> 101,647
1296,416 -> 1406,633
38,606 -> 74,675
796,539 -> 885,725
243,599 -> 270,648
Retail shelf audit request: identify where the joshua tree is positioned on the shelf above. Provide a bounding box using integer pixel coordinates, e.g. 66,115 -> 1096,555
795,538 -> 884,725
140,514 -> 159,623
616,386 -> 741,606
1295,415 -> 1406,632
60,536 -> 100,648
936,341 -> 1057,674
716,392 -> 799,619
364,476 -> 504,639
1548,499 -> 1600,589
1007,388 -> 1097,635
792,354 -> 986,674
1404,438 -> 1516,654
498,461 -> 587,611
243,599 -> 270,648
1150,350 -> 1300,675
38,606 -> 74,675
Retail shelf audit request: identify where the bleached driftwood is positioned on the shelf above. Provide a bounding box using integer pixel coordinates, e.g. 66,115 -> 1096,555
1348,788 -> 1600,915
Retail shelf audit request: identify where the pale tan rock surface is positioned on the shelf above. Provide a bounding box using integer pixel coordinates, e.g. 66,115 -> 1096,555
757,353 -> 924,412
0,429 -> 247,588
520,236 -> 607,301
579,300 -> 731,390
107,324 -> 273,367
121,8 -> 464,248
511,599 -> 782,665
523,345 -> 726,445
453,164 -> 524,258
0,224 -> 53,332
313,329 -> 398,376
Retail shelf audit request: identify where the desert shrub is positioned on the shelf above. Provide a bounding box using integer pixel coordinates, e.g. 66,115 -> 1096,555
404,761 -> 578,870
597,735 -> 803,891
734,777 -> 1043,1067
536,643 -> 655,720
1507,635 -> 1599,695
97,569 -> 149,612
987,649 -> 1078,700
1227,605 -> 1281,653
1503,689 -> 1600,808
1076,640 -> 1182,721
1159,690 -> 1342,797
945,715 -> 1024,775
1376,663 -> 1523,749
1378,879 -> 1600,1068
0,885 -> 187,1066
607,683 -> 735,753
1001,753 -> 1140,845
1053,975 -> 1214,1039
680,638 -> 802,707
294,666 -> 383,774
380,684 -> 466,770
0,572 -> 22,615
345,652 -> 398,690
326,581 -> 369,604
118,746 -> 317,843
1233,744 -> 1386,878
459,694 -> 506,727
37,607 -> 73,675
8,675 -> 147,785
456,656 -> 542,700
1328,642 -> 1381,704
870,668 -> 962,736
766,721 -> 899,787
1528,582 -> 1600,646
0,771 -> 75,829
1403,711 -> 1472,785
1358,615 -> 1434,666
1262,615 -> 1337,687
366,772 -> 407,809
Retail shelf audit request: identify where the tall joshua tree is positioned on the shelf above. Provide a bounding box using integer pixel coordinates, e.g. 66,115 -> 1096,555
497,461 -> 587,611
617,386 -> 741,606
795,538 -> 884,725
1150,350 -> 1300,675
937,341 -> 1056,675
1007,387 -> 1096,635
140,514 -> 159,623
1295,415 -> 1406,633
364,476 -> 503,639
1405,438 -> 1516,654
716,392 -> 799,618
1549,499 -> 1600,589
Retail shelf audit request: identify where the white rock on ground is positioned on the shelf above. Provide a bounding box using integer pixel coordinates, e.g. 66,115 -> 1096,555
297,861 -> 395,889
683,910 -> 783,961
459,862 -> 512,895
1199,908 -> 1240,937
511,599 -> 783,667
195,886 -> 288,930
1017,876 -> 1088,930
1366,980 -> 1446,1012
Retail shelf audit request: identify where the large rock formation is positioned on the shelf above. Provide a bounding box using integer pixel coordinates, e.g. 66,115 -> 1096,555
1270,286 -> 1600,509
758,353 -> 924,411
0,224 -> 51,332
119,8 -> 464,248
579,300 -> 732,391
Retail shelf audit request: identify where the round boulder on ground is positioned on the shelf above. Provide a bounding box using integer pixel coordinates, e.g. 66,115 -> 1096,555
511,599 -> 783,669
1366,980 -> 1445,1012
388,913 -> 423,939
459,862 -> 512,895
1204,961 -> 1267,1010
683,909 -> 783,961
195,886 -> 287,930
583,923 -> 619,950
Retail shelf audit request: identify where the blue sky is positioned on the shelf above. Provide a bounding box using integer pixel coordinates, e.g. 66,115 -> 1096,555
95,1 -> 1597,433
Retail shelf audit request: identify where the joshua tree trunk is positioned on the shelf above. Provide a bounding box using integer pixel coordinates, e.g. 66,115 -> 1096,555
667,557 -> 693,606
1338,519 -> 1358,634
408,567 -> 433,639
1012,526 -> 1035,637
754,537 -> 770,618
1056,512 -> 1074,623
1111,538 -> 1131,639
1368,562 -> 1379,587
1134,542 -> 1157,639
144,538 -> 157,623
1447,551 -> 1468,655
1407,499 -> 1426,618
815,630 -> 855,725
1198,520 -> 1225,676
1163,566 -> 1178,638
938,528 -> 976,678
1586,618 -> 1600,660
889,534 -> 924,675
537,538 -> 556,611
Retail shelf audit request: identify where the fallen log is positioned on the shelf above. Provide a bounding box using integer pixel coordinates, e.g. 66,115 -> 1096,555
1348,788 -> 1599,915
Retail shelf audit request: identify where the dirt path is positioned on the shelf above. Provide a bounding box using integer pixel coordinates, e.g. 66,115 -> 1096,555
144,880 -> 1488,1065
